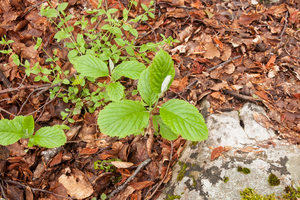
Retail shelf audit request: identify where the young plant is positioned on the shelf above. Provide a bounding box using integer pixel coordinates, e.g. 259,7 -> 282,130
97,49 -> 208,142
0,115 -> 68,148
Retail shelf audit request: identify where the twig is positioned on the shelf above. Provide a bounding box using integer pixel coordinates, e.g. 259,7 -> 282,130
145,141 -> 173,200
0,179 -> 7,200
143,21 -> 157,43
0,69 -> 11,88
17,89 -> 37,115
223,89 -> 263,103
278,11 -> 288,40
25,88 -> 62,117
207,55 -> 241,72
0,107 -> 16,117
35,72 -> 76,96
20,0 -> 47,18
3,179 -> 73,200
0,84 -> 51,95
107,158 -> 152,199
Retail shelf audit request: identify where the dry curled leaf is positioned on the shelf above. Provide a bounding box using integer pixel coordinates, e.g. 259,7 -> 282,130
111,161 -> 134,168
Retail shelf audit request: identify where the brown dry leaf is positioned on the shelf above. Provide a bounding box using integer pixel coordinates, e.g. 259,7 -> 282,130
221,45 -> 232,61
204,43 -> 220,59
238,13 -> 261,26
224,63 -> 235,74
265,55 -> 276,70
265,4 -> 287,15
58,168 -> 93,199
129,181 -> 154,190
49,151 -> 62,167
239,146 -> 258,153
211,82 -> 227,91
213,37 -> 223,49
111,161 -> 134,168
255,90 -> 269,101
178,24 -> 194,42
159,0 -> 184,6
211,92 -> 225,102
210,146 -> 223,160
253,112 -> 272,129
80,147 -> 98,155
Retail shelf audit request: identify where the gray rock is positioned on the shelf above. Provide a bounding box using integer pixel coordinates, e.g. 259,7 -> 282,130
158,102 -> 300,200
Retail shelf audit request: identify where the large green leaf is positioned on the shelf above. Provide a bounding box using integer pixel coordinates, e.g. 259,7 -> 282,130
112,61 -> 146,81
22,115 -> 35,136
98,100 -> 150,138
33,127 -> 67,148
107,82 -> 125,102
160,99 -> 208,141
149,49 -> 175,93
0,117 -> 25,146
137,67 -> 159,106
153,115 -> 178,140
74,55 -> 109,78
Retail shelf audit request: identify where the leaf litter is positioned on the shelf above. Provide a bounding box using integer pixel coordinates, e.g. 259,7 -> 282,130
0,0 -> 300,199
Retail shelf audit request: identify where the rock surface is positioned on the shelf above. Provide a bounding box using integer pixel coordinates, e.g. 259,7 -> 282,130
158,102 -> 300,200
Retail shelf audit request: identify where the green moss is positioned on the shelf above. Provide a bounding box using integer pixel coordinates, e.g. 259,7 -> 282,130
190,175 -> 197,186
237,166 -> 251,174
190,141 -> 198,146
177,163 -> 187,181
240,188 -> 276,200
178,161 -> 182,166
166,194 -> 181,200
224,177 -> 229,183
282,184 -> 300,200
268,173 -> 280,186
191,163 -> 195,167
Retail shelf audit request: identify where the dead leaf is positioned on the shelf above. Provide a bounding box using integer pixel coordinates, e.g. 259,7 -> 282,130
80,147 -> 98,155
239,146 -> 258,153
58,168 -> 94,199
253,112 -> 272,129
110,161 -> 134,168
204,43 -> 220,59
238,13 -> 261,26
210,146 -> 223,160
265,56 -> 276,70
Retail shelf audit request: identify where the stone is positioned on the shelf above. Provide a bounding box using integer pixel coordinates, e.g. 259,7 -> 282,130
158,102 -> 300,200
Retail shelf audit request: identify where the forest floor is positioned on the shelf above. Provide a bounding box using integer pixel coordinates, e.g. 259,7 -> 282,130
0,0 -> 300,199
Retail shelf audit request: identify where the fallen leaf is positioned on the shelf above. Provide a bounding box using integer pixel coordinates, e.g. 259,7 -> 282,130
239,146 -> 258,153
204,43 -> 220,59
265,56 -> 276,70
253,112 -> 272,129
111,161 -> 134,168
238,13 -> 261,26
210,146 -> 224,160
80,147 -> 98,155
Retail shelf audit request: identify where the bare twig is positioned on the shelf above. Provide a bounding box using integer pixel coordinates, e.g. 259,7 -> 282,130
0,84 -> 51,95
278,11 -> 288,40
25,88 -> 62,117
3,179 -> 73,199
35,72 -> 76,96
0,69 -> 11,88
107,158 -> 152,199
0,179 -> 7,200
146,141 -> 173,200
20,0 -> 47,18
0,107 -> 16,117
223,89 -> 263,103
143,21 -> 157,42
207,55 -> 241,72
17,89 -> 37,116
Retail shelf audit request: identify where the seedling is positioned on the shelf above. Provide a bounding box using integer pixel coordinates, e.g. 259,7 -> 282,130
0,115 -> 68,148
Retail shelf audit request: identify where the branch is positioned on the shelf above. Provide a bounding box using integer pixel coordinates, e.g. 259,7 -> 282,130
107,158 -> 152,199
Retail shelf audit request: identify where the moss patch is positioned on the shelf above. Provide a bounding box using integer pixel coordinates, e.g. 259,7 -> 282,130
268,173 -> 280,186
237,166 -> 251,174
240,188 -> 276,200
190,141 -> 198,146
283,184 -> 300,200
166,194 -> 181,200
190,175 -> 197,186
224,177 -> 229,183
177,163 -> 187,181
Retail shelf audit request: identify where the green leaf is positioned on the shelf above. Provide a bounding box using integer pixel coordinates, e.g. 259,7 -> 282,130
160,99 -> 208,141
153,115 -> 178,140
114,38 -> 125,46
54,30 -> 71,42
107,82 -> 125,102
33,127 -> 67,148
107,8 -> 118,13
149,49 -> 175,93
34,38 -> 42,50
112,61 -> 146,81
98,100 -> 150,138
40,5 -> 57,18
0,117 -> 25,146
74,55 -> 109,78
12,54 -> 20,66
137,67 -> 159,107
22,115 -> 35,136
125,47 -> 135,56
57,3 -> 68,12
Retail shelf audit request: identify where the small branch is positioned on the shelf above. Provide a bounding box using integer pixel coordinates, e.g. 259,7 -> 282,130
3,179 -> 73,200
20,0 -> 47,18
0,179 -> 7,200
278,11 -> 288,40
107,158 -> 152,199
17,89 -> 37,115
146,141 -> 173,200
25,88 -> 62,117
0,84 -> 51,95
223,89 -> 262,103
143,21 -> 157,43
207,55 -> 241,72
0,107 -> 16,117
